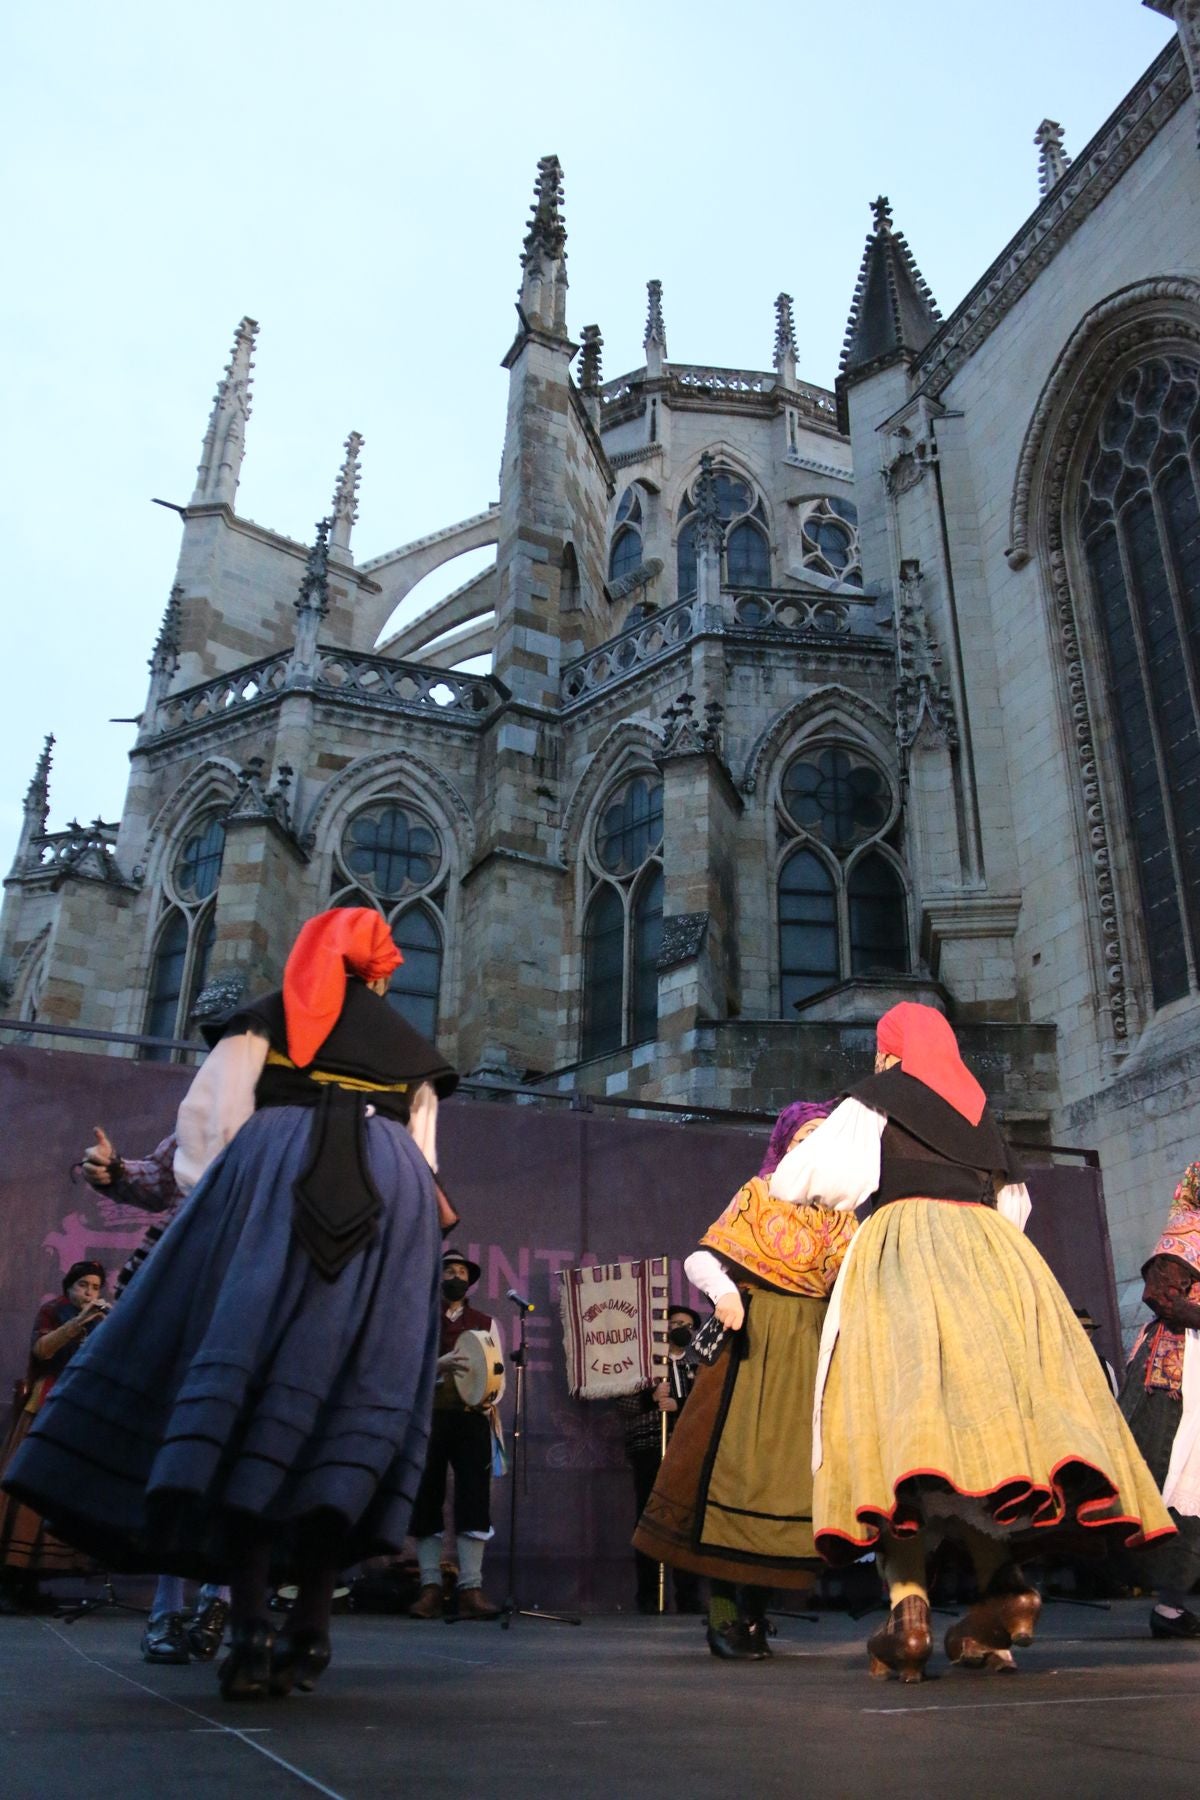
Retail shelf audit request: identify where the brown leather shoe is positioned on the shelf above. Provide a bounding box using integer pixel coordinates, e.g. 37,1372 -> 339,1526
455,1587 -> 501,1621
409,1584 -> 444,1620
946,1565 -> 1041,1669
867,1596 -> 933,1683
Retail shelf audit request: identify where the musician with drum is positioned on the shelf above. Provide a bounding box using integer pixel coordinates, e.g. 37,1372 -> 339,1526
409,1247 -> 505,1621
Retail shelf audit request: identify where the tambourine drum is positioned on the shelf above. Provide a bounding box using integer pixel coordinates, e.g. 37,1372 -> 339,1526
454,1327 -> 507,1411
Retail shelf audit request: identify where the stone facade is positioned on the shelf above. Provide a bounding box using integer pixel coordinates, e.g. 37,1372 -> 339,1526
4,12 -> 1200,1325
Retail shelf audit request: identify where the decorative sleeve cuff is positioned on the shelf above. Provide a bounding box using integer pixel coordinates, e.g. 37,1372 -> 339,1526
684,1249 -> 738,1304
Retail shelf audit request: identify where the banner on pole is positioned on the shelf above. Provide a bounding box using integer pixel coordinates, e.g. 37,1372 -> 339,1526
558,1256 -> 670,1400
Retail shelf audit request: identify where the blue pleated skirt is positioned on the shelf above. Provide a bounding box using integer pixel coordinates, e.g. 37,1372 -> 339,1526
3,1106 -> 442,1576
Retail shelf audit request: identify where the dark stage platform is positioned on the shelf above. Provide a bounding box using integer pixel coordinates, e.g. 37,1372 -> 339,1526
0,1602 -> 1195,1798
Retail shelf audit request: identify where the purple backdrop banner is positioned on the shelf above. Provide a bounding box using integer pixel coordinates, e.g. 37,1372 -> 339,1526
0,1046 -> 1117,1608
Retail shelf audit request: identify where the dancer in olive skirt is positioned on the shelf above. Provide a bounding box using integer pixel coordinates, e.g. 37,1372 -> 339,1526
634,1101 -> 856,1659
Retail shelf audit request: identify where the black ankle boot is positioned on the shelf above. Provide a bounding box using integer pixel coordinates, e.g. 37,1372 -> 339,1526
218,1618 -> 275,1701
270,1626 -> 332,1696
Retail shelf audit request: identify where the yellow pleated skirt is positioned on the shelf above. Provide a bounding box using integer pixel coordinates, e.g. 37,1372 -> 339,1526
813,1200 -> 1176,1564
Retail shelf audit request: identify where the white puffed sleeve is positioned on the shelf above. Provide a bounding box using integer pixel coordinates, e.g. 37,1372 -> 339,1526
768,1097 -> 885,1212
407,1080 -> 439,1171
683,1249 -> 739,1305
996,1181 -> 1032,1233
173,1029 -> 269,1195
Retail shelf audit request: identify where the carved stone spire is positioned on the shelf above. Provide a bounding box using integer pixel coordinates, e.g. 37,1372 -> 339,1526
644,279 -> 668,377
23,734 -> 54,830
149,584 -> 183,675
578,324 -> 603,395
1034,119 -> 1072,196
693,452 -> 724,555
840,197 -> 941,382
691,450 -> 725,613
518,154 -> 569,335
296,518 -> 331,618
291,518 -> 332,676
191,315 -> 258,507
329,431 -> 364,554
11,734 -> 54,875
774,292 -> 798,384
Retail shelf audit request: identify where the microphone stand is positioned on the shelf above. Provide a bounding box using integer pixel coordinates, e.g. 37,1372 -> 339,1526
500,1297 -> 580,1629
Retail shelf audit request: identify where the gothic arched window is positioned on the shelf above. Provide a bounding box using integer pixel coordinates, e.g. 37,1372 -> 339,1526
582,773 -> 664,1059
799,496 -> 862,588
1078,355 -> 1200,1009
389,903 -> 444,1040
332,798 -> 449,1036
726,520 -> 772,587
776,746 -> 908,1012
142,812 -> 227,1060
608,487 -> 644,584
144,909 -> 190,1059
676,465 -> 771,598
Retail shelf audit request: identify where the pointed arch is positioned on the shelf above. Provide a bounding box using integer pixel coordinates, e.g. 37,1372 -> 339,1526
302,749 -> 475,866
740,686 -> 896,797
137,755 -> 241,887
562,721 -> 664,862
1006,278 -> 1200,1042
9,925 -> 51,1023
1007,278 -> 1200,571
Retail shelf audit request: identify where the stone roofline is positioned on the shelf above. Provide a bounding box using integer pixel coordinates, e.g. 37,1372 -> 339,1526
911,37 -> 1187,396
598,363 -> 843,439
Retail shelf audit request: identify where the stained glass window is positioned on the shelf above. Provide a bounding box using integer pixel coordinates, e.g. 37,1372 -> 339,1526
675,463 -> 771,599
779,850 -> 838,1011
725,521 -> 771,587
676,519 -> 697,599
800,497 -> 863,588
582,884 -> 625,1060
631,866 -> 663,1044
848,853 -> 909,976
1078,355 -> 1200,1007
175,817 -> 225,902
596,777 -> 663,876
388,904 -> 443,1040
144,909 -> 189,1059
782,748 -> 889,850
343,804 -> 440,899
609,526 -> 643,583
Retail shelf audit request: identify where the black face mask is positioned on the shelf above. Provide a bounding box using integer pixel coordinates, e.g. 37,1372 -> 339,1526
442,1276 -> 470,1302
669,1325 -> 693,1348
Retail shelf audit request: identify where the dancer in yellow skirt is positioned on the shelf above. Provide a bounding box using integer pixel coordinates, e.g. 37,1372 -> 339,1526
770,1002 -> 1175,1682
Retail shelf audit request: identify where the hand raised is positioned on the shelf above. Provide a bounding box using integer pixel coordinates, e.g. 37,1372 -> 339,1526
82,1125 -> 117,1186
714,1291 -> 745,1332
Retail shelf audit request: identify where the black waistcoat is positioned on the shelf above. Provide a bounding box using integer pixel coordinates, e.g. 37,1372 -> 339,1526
222,982 -> 457,1280
847,1067 -> 1022,1210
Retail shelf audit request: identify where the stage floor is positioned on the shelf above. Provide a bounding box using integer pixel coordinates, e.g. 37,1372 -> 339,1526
0,1601 -> 1196,1798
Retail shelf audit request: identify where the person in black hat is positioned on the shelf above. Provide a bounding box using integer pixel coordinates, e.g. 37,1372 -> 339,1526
0,1260 -> 108,1612
409,1249 -> 503,1620
618,1303 -> 705,1614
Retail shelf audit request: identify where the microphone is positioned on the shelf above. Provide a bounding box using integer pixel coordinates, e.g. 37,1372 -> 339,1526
506,1286 -> 535,1313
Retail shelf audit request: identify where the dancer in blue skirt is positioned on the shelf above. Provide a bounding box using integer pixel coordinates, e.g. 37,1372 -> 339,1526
4,906 -> 456,1700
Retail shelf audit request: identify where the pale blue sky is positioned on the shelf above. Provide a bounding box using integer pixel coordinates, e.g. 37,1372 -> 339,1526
0,0 -> 1175,877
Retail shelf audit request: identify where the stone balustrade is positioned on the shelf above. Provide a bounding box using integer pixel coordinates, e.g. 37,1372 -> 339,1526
562,597 -> 698,704
314,648 -> 505,719
148,646 -> 506,742
561,586 -> 886,707
153,653 -> 292,736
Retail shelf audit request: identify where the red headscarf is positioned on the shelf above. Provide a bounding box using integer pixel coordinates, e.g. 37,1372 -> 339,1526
875,1002 -> 987,1125
282,907 -> 402,1069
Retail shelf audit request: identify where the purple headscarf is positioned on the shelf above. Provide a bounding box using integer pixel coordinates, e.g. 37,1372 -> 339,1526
757,1099 -> 836,1179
